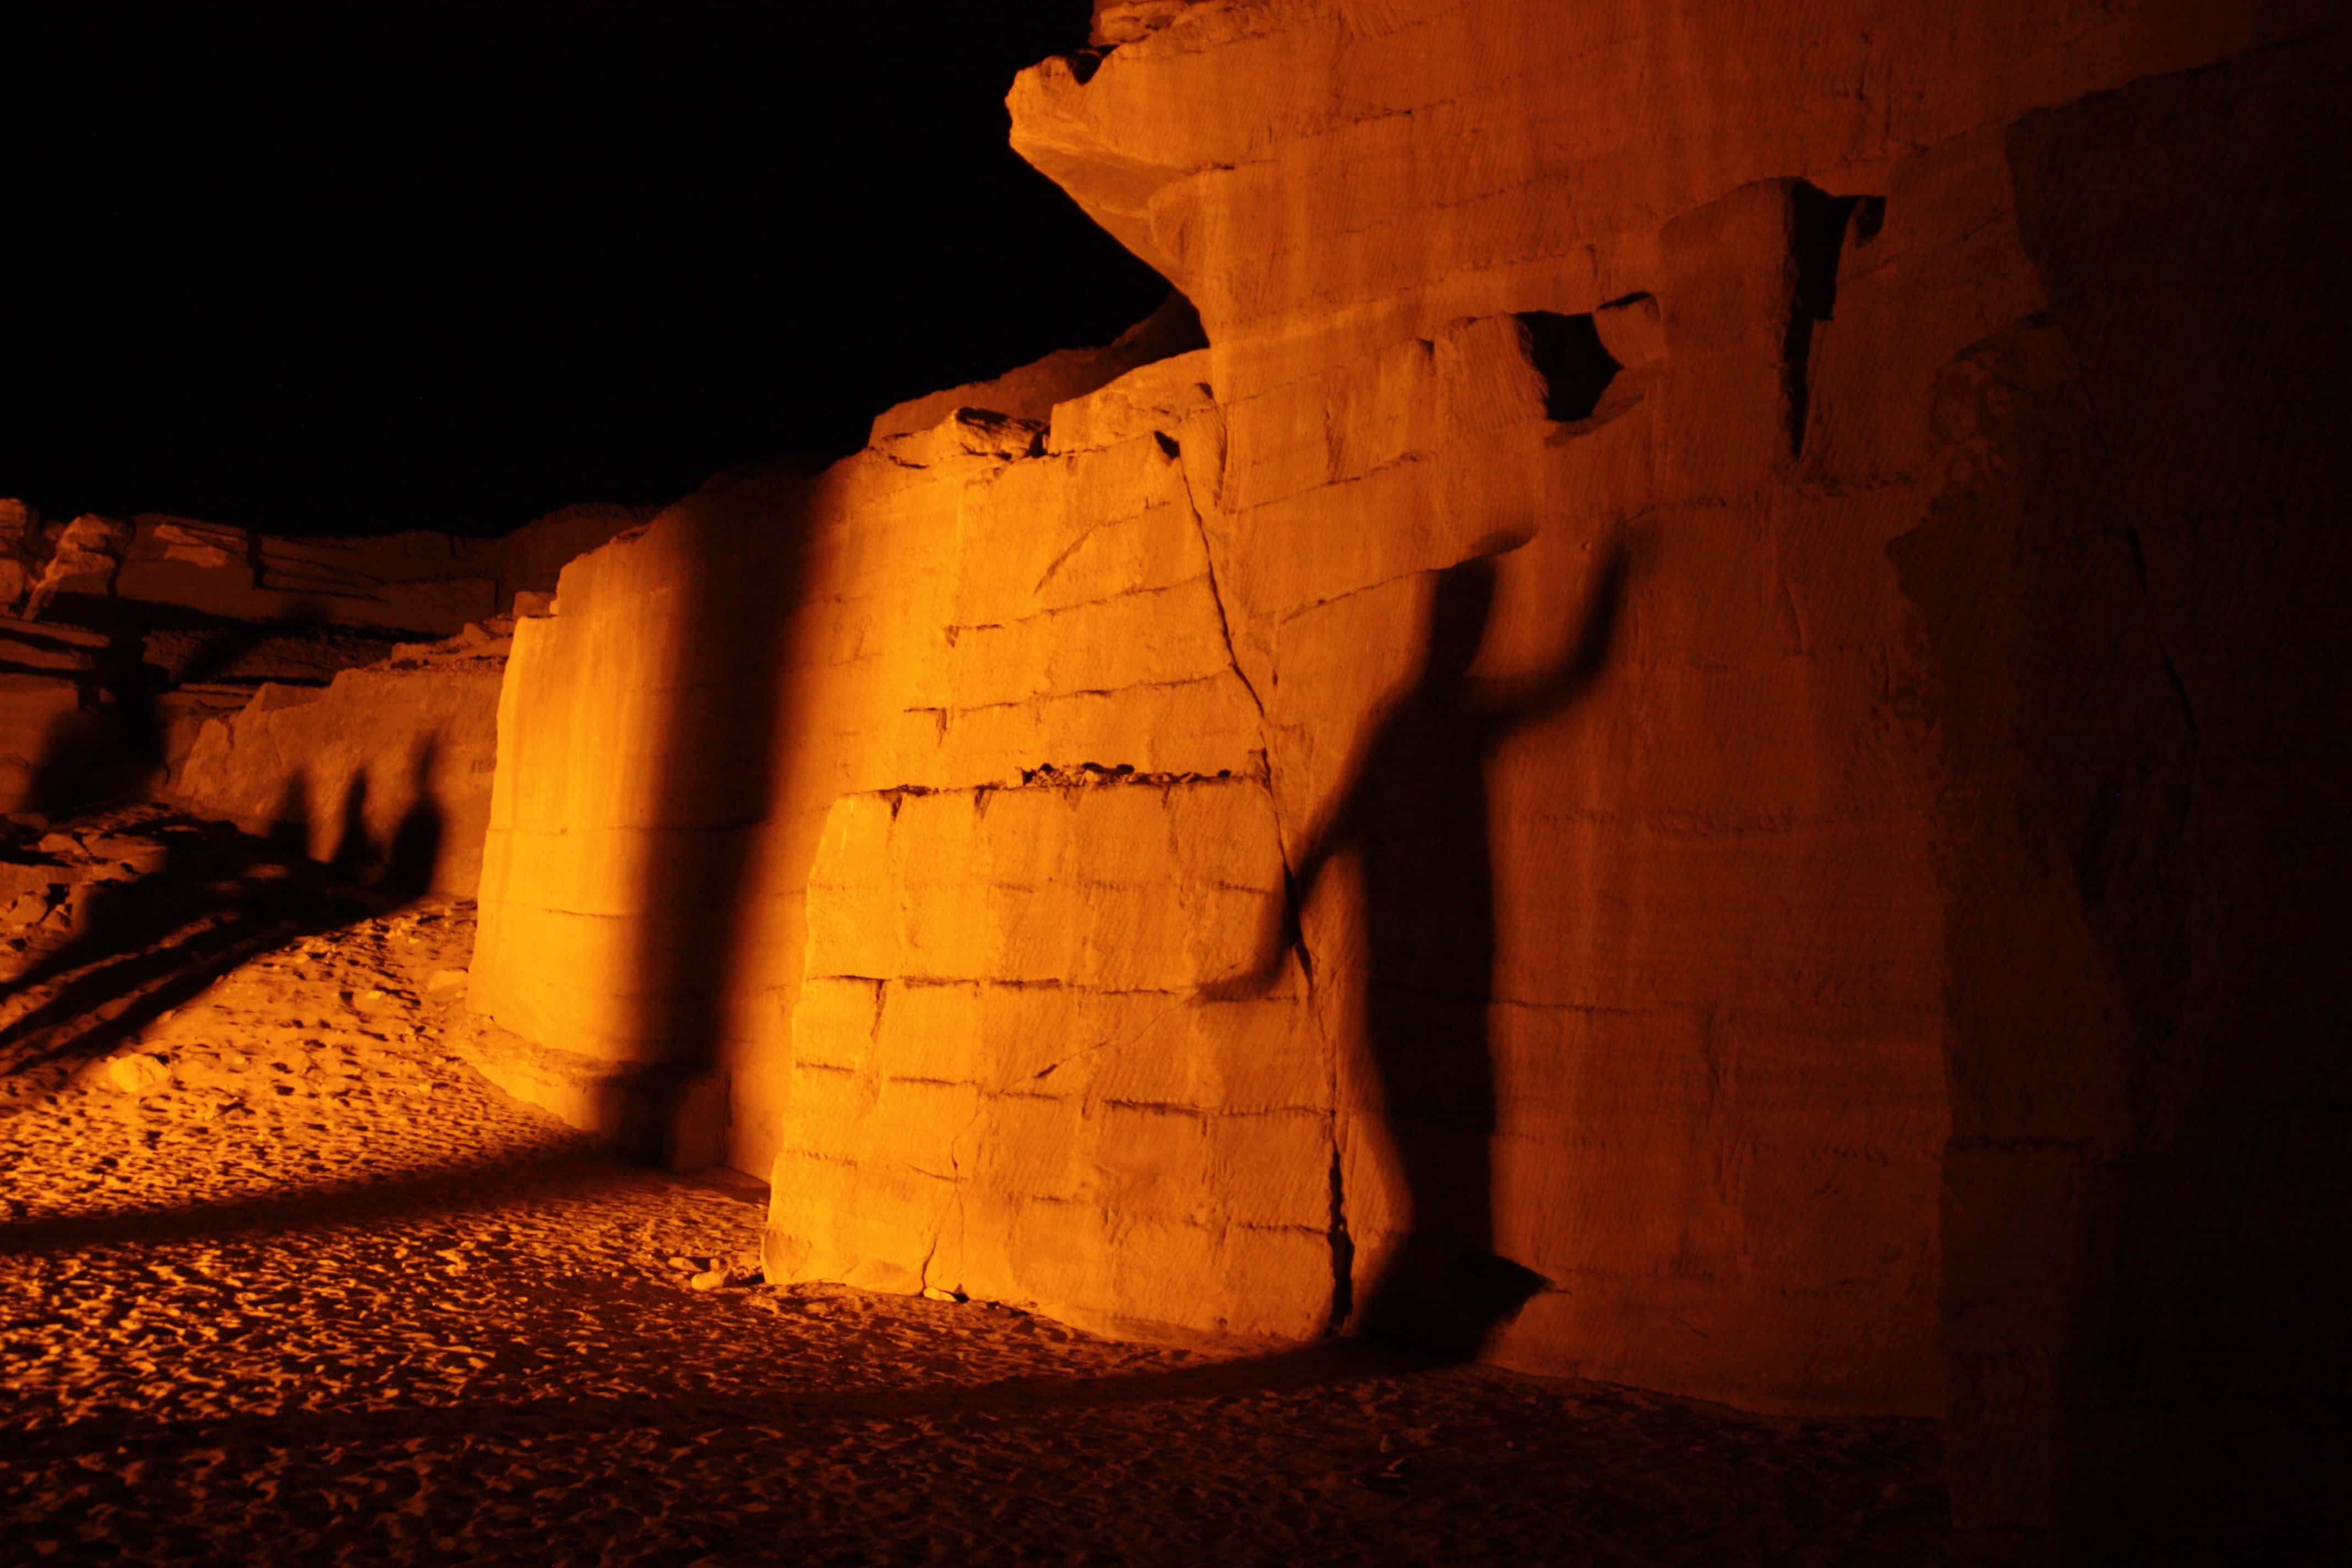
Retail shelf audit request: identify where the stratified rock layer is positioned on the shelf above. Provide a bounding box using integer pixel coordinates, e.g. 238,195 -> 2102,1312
470,0 -> 2347,1547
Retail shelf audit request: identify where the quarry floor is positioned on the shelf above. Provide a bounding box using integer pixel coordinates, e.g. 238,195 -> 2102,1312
2,814 -> 1953,1565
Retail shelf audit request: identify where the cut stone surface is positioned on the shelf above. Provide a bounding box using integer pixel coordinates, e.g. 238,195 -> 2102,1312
460,3 -> 2346,1552
869,292 -> 1205,443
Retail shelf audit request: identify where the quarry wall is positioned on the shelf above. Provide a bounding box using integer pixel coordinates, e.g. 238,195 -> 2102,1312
468,0 -> 2348,1542
170,620 -> 518,899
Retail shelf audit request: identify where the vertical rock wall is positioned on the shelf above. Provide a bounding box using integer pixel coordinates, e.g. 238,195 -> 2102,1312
470,0 -> 2347,1544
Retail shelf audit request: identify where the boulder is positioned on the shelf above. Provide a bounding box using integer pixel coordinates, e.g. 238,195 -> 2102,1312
868,292 -> 1204,443
103,1052 -> 171,1095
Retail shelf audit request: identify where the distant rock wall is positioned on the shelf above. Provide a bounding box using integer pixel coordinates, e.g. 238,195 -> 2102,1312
468,0 -> 2348,1546
0,616 -> 110,814
170,621 -> 514,897
0,494 -> 642,834
1,498 -> 647,638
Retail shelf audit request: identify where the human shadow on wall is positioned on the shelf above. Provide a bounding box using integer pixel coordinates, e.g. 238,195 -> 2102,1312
381,738 -> 446,900
324,747 -> 447,906
330,769 -> 375,881
1209,531 -> 1634,1359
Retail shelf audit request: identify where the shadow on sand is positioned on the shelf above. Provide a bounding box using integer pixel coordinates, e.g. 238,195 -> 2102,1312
0,743 -> 450,1081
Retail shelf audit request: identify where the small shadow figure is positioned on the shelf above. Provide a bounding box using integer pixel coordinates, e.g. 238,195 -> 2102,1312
380,739 -> 445,900
329,770 -> 377,881
1210,529 -> 1635,1359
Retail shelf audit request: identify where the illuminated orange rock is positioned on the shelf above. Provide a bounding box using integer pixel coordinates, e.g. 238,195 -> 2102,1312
171,618 -> 514,896
469,0 -> 2346,1543
1088,2 -> 1204,50
867,292 -> 1204,443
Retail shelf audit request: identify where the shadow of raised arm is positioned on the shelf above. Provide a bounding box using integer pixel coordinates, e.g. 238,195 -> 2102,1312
1466,531 -> 1639,733
1193,526 -> 1640,1005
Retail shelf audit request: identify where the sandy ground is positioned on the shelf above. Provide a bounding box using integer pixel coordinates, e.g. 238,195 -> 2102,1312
3,815 -> 1953,1565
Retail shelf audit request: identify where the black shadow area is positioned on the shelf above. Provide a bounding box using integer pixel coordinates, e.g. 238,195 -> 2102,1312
1960,32 -> 2352,1561
616,471 -> 816,1170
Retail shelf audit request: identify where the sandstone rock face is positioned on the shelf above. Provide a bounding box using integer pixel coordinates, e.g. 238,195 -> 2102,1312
43,514 -> 497,635
470,0 -> 2346,1545
170,619 -> 513,897
1090,3 -> 1208,50
777,774 -> 1328,1340
868,292 -> 1204,443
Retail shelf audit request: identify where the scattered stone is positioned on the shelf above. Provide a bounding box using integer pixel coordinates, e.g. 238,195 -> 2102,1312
425,969 -> 469,997
104,1053 -> 172,1095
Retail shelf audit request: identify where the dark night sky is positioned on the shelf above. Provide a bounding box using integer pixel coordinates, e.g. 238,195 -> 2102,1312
2,2 -> 1164,538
